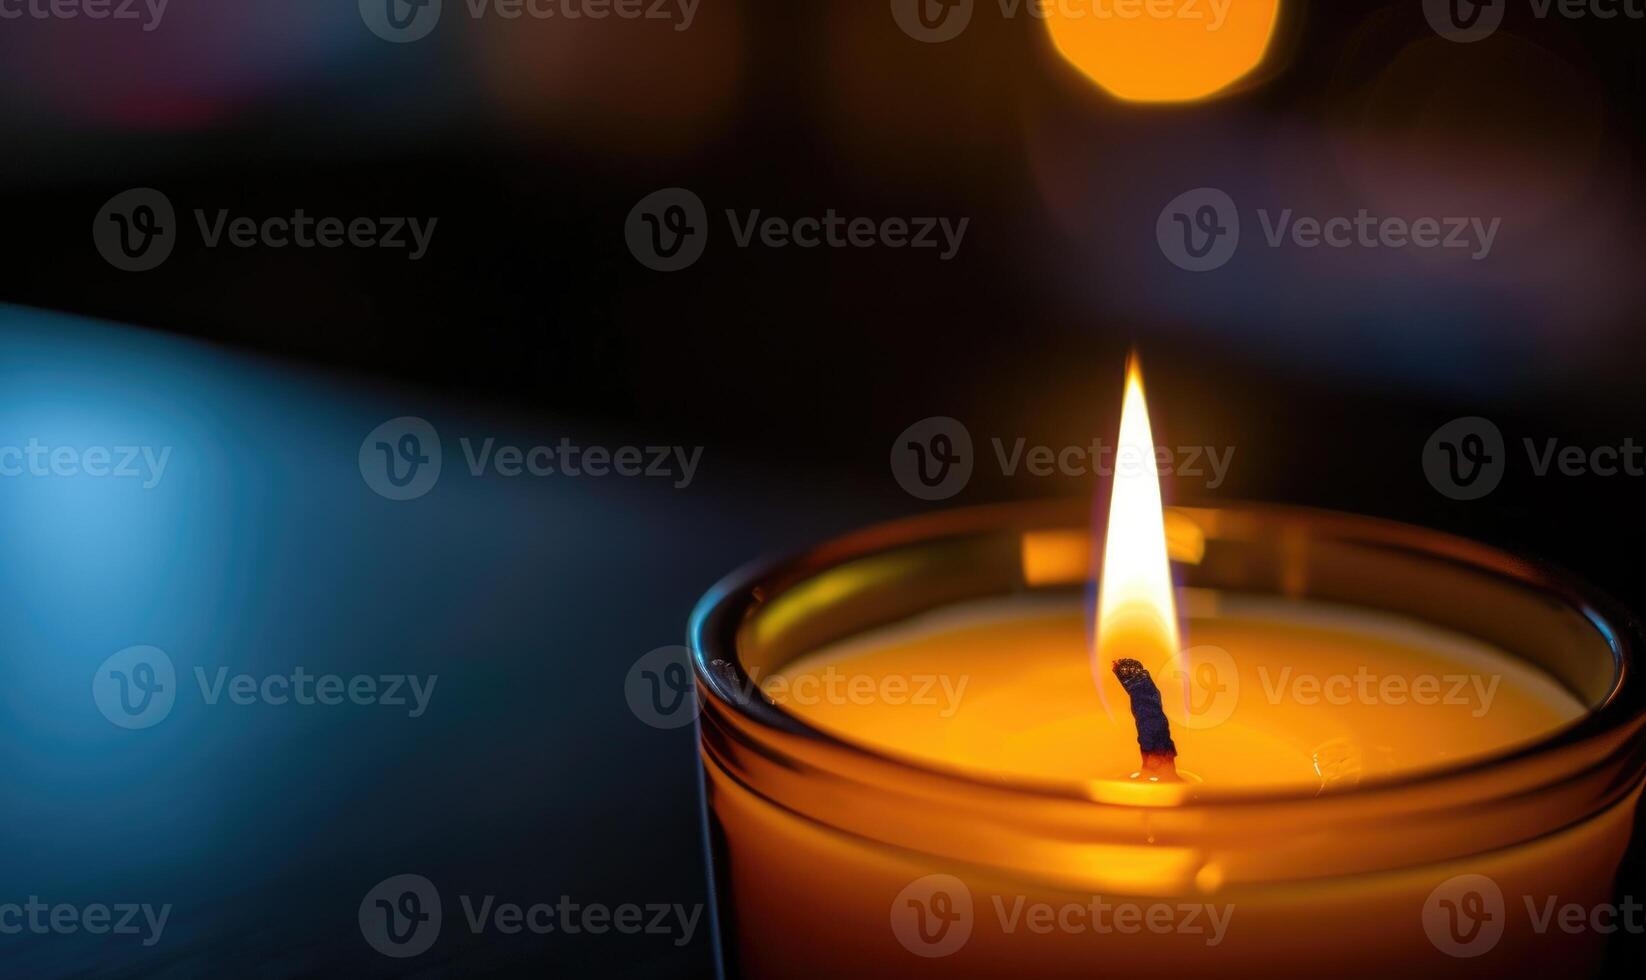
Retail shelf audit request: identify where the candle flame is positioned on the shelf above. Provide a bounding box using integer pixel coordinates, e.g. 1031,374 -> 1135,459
1096,355 -> 1180,695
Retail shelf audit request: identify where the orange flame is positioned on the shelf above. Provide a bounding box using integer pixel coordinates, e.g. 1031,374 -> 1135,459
1095,355 -> 1180,706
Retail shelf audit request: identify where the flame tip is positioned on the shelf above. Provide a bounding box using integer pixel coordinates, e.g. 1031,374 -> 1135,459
1124,352 -> 1148,393
1095,353 -> 1180,666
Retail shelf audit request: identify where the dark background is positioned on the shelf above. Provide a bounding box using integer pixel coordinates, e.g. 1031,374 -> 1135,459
3,0 -> 1646,976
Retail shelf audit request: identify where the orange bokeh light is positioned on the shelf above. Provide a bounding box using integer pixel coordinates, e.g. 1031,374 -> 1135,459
1044,0 -> 1282,102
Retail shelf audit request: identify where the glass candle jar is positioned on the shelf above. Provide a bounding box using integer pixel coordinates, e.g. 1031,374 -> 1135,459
689,501 -> 1646,979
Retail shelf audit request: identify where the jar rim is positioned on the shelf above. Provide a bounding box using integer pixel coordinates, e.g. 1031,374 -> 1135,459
690,500 -> 1646,810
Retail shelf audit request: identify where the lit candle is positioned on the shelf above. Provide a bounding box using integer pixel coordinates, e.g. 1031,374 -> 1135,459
765,360 -> 1583,795
690,359 -> 1646,978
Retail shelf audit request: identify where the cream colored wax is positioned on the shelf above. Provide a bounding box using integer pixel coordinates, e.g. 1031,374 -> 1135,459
765,591 -> 1586,793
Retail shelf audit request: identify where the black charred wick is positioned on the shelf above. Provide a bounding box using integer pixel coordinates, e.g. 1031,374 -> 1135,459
1112,658 -> 1180,779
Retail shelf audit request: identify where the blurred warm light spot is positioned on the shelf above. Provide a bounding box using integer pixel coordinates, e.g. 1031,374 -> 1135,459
748,554 -> 925,658
1084,779 -> 1194,809
1021,530 -> 1090,586
1019,15 -> 1636,387
0,5 -> 355,131
1193,861 -> 1225,894
1044,0 -> 1281,102
1165,510 -> 1207,565
1332,34 -> 1605,227
1317,28 -> 1630,329
468,7 -> 743,158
